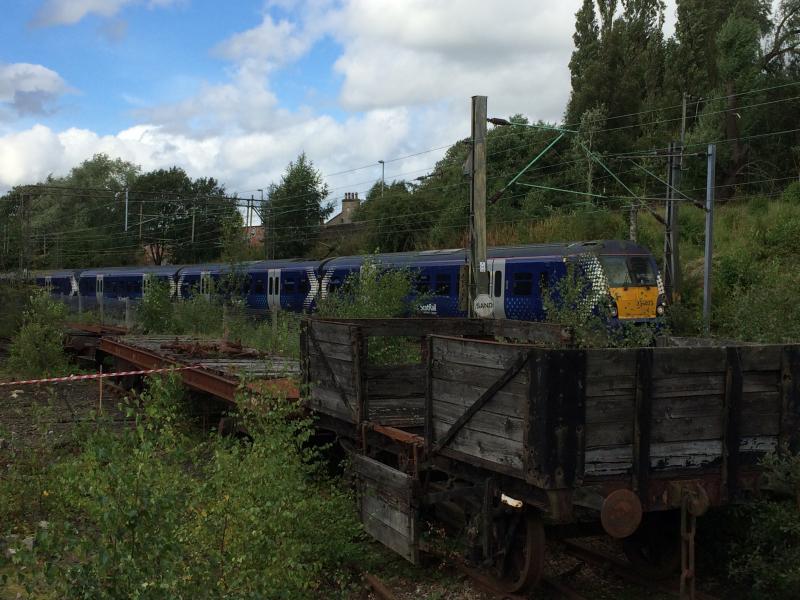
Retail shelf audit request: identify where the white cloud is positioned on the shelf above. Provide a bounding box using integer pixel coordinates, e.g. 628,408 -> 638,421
330,0 -> 579,122
5,0 -> 685,211
0,62 -> 69,119
32,0 -> 181,27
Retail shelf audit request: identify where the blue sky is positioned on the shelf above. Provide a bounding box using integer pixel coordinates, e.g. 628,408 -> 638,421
0,0 -> 678,203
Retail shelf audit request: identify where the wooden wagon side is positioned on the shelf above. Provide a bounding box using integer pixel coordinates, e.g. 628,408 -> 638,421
426,335 -> 800,515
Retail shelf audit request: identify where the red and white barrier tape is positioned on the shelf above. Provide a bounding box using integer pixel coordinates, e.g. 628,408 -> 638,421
0,365 -> 197,388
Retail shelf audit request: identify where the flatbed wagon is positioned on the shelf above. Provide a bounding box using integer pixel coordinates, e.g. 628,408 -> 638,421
300,317 -> 799,594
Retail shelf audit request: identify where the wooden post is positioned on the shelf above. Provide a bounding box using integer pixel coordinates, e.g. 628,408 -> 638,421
98,365 -> 104,416
469,95 -> 489,316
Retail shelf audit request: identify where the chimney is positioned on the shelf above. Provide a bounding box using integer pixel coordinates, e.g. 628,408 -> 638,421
341,192 -> 360,224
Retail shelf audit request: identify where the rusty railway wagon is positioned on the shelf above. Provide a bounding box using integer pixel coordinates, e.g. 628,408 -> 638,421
300,317 -> 800,593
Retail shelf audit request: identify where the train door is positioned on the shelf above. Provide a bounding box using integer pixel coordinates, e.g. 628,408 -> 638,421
200,271 -> 212,298
44,276 -> 53,295
487,258 -> 506,319
267,268 -> 281,313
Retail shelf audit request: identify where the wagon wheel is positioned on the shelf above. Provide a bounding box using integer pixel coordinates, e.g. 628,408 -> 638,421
622,510 -> 681,579
495,512 -> 546,593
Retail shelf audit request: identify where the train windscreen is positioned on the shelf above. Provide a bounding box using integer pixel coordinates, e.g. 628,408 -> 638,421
599,255 -> 657,287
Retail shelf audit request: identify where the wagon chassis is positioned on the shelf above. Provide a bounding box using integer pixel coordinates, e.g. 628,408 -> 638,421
300,317 -> 800,596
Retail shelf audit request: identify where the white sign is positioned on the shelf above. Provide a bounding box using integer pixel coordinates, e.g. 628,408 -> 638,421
473,293 -> 494,318
479,261 -> 487,273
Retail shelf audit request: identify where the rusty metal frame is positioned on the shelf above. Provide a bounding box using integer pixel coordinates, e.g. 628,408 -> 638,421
99,337 -> 298,402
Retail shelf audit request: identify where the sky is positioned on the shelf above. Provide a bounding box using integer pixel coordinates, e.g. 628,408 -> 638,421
0,0 -> 679,214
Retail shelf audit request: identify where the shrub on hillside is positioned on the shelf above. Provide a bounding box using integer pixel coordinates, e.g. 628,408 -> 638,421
7,289 -> 70,378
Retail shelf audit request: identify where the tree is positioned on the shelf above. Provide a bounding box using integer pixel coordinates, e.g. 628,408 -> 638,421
265,153 -> 332,259
131,167 -> 235,265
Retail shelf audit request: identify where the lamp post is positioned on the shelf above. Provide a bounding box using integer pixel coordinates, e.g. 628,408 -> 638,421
378,160 -> 385,198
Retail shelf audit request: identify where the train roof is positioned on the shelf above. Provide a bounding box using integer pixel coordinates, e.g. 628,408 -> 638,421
79,265 -> 181,277
323,240 -> 653,269
179,258 -> 316,276
31,269 -> 81,279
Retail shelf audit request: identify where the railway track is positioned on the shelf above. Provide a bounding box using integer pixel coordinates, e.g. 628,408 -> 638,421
367,538 -> 723,600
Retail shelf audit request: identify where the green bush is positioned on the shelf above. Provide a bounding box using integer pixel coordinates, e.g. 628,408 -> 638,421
781,181 -> 800,204
135,278 -> 173,333
0,281 -> 33,338
7,289 -> 70,378
722,452 -> 800,598
3,376 -> 365,599
318,259 -> 424,363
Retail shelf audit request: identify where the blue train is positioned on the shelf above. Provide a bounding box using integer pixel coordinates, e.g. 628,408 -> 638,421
22,240 -> 665,322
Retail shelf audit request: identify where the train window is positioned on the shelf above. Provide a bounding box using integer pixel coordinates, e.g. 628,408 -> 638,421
284,278 -> 296,293
628,256 -> 657,286
435,274 -> 451,295
268,277 -> 273,295
416,274 -> 431,293
253,279 -> 264,294
493,271 -> 502,297
299,278 -> 310,295
273,277 -> 280,294
329,277 -> 342,293
512,272 -> 533,296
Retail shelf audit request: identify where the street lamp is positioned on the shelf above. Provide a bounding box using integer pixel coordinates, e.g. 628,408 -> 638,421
378,160 -> 385,198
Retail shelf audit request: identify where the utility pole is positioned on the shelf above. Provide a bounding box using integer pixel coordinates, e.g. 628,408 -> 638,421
468,95 -> 489,317
258,188 -> 267,260
124,188 -> 129,232
703,144 -> 716,335
139,200 -> 143,241
379,160 -> 385,198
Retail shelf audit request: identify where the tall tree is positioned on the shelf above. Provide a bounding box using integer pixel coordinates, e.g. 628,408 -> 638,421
266,153 -> 332,259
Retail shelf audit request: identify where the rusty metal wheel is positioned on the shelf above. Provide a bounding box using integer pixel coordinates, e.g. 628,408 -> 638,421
496,512 -> 546,593
622,510 -> 681,579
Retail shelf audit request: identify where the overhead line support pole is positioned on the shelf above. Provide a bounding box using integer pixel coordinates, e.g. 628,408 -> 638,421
703,144 -> 716,335
469,95 -> 488,317
124,188 -> 129,232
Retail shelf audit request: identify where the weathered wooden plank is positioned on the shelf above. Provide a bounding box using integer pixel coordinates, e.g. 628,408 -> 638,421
368,377 -> 425,399
738,346 -> 784,371
432,337 -> 533,371
362,493 -> 413,534
586,375 -> 636,398
354,454 -> 413,501
309,356 -> 356,390
741,391 -> 781,413
739,412 -> 781,437
308,387 -> 356,422
741,371 -> 781,393
585,422 -> 632,448
651,374 -> 724,397
651,415 -> 723,443
651,394 -> 723,418
584,436 -> 779,478
432,362 -> 530,395
585,396 -> 634,424
361,511 -> 417,563
306,340 -> 353,363
651,347 -> 727,376
432,399 -> 524,442
431,421 -> 524,473
586,350 -> 637,377
308,321 -> 354,345
431,378 -> 526,419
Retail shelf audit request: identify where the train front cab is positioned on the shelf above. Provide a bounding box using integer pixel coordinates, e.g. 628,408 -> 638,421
596,252 -> 665,322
